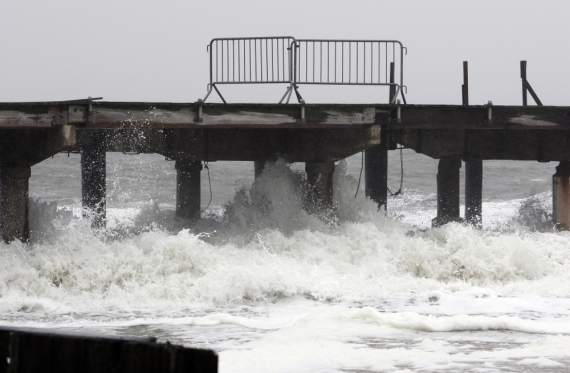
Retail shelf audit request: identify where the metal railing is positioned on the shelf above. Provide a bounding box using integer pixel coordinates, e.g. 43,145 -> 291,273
203,37 -> 406,104
203,37 -> 296,104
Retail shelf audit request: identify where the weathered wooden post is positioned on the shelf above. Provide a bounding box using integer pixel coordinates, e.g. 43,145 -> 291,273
365,62 -> 395,210
433,158 -> 462,227
175,159 -> 202,221
81,130 -> 107,229
0,167 -> 31,243
305,162 -> 335,213
553,161 -> 570,230
462,61 -> 483,228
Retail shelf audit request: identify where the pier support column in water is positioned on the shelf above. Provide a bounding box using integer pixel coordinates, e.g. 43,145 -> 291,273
81,130 -> 107,229
553,160 -> 570,230
0,167 -> 31,243
465,160 -> 483,228
365,138 -> 388,210
305,162 -> 335,213
433,158 -> 462,227
175,160 -> 202,221
254,161 -> 266,179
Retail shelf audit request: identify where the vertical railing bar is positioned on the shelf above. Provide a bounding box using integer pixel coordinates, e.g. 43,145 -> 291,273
349,42 -> 351,83
238,40 -> 241,82
305,41 -> 308,82
320,41 -> 322,82
313,41 -> 315,83
277,39 -> 280,81
364,42 -> 366,84
265,39 -> 268,82
341,42 -> 344,83
334,42 -> 337,83
370,42 -> 374,84
357,42 -> 359,84
385,43 -> 387,83
271,39 -> 274,81
378,42 -> 381,83
249,40 -> 252,81
215,41 -> 218,82
327,41 -> 330,83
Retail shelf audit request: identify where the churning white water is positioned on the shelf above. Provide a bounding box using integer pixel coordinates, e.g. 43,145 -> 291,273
1,151 -> 569,372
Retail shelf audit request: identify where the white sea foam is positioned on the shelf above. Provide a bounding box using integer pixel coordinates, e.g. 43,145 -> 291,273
3,157 -> 570,372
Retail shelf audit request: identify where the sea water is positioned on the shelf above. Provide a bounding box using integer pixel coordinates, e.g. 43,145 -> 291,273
1,150 -> 569,372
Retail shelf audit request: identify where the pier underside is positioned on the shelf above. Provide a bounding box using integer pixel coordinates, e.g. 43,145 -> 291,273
2,101 -> 570,240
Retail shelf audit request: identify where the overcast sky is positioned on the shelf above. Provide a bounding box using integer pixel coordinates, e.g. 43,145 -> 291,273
0,0 -> 568,105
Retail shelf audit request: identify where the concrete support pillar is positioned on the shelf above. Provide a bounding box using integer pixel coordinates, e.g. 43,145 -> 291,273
553,161 -> 570,230
465,160 -> 483,228
365,140 -> 388,210
175,160 -> 202,221
0,167 -> 31,243
254,161 -> 266,179
433,158 -> 462,227
305,162 -> 335,213
81,131 -> 107,229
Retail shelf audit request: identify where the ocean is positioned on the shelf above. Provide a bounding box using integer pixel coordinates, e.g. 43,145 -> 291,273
1,149 -> 569,372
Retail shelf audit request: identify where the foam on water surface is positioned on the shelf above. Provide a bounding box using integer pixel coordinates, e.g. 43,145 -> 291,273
1,154 -> 569,372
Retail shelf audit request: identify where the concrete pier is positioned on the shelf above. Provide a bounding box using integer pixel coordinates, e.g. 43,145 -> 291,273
553,161 -> 570,230
305,162 -> 335,213
365,133 -> 388,210
0,167 -> 31,243
175,160 -> 202,221
81,131 -> 107,229
0,126 -> 75,242
433,158 -> 462,227
254,161 -> 266,179
465,160 -> 483,228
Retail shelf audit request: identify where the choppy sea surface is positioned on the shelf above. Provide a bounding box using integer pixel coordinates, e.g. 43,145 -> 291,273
1,150 -> 569,372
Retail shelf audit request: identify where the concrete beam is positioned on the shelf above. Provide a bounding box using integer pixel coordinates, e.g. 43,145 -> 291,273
433,158 -> 462,227
465,160 -> 483,228
81,131 -> 107,229
162,127 -> 380,163
365,142 -> 387,210
305,162 -> 335,214
175,160 -> 202,221
553,161 -> 570,230
0,167 -> 31,243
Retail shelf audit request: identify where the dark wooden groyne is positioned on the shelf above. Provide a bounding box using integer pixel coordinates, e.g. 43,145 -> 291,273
0,326 -> 217,373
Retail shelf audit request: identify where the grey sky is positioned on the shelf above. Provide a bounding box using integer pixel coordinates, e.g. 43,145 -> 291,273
0,0 -> 568,105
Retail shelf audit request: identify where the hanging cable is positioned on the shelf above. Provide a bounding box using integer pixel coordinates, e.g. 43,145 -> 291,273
354,151 -> 365,198
201,161 -> 213,213
387,141 -> 404,197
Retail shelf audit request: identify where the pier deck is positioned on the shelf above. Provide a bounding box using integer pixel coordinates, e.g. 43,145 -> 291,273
1,100 -> 570,242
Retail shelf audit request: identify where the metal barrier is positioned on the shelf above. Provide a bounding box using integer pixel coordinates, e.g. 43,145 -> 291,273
203,37 -> 296,103
288,40 -> 406,104
203,37 -> 406,104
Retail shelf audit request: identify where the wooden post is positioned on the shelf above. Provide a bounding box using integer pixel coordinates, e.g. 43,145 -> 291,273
305,162 -> 335,213
81,130 -> 107,229
521,60 -> 528,106
365,62 -> 394,210
254,161 -> 266,179
0,167 -> 31,243
433,158 -> 462,227
175,160 -> 202,221
553,161 -> 570,230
